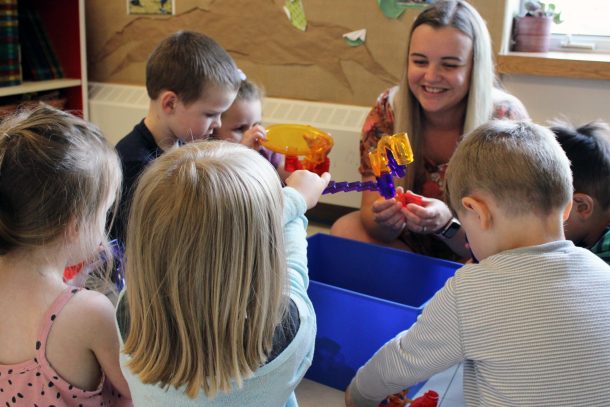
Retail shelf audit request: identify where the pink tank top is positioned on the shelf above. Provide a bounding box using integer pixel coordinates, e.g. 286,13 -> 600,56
0,287 -> 130,406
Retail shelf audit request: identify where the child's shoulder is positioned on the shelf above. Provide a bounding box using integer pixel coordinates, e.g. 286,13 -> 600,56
60,289 -> 116,332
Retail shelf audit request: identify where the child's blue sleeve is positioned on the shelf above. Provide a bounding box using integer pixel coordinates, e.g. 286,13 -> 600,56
282,187 -> 309,293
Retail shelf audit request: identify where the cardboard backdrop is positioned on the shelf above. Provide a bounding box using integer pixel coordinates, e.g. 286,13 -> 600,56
86,0 -> 506,107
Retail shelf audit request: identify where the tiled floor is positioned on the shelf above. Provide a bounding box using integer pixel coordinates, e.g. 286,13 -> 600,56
306,221 -> 332,237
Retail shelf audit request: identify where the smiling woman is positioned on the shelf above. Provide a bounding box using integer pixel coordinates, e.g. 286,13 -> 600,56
330,0 -> 529,262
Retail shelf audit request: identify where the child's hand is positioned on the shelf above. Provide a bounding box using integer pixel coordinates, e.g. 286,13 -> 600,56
241,124 -> 266,149
286,170 -> 331,209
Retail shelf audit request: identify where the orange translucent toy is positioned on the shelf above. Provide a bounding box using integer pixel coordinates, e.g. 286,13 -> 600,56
260,124 -> 333,175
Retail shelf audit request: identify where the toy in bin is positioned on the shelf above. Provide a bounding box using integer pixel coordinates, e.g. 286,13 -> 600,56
260,124 -> 333,176
322,132 -> 424,205
380,389 -> 439,407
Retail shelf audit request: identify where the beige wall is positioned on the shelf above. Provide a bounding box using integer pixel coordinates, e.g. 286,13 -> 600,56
85,0 -> 507,107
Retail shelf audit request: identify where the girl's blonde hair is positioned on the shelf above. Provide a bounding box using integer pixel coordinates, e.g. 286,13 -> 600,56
394,0 -> 495,191
235,78 -> 264,103
0,105 -> 121,262
123,141 -> 286,398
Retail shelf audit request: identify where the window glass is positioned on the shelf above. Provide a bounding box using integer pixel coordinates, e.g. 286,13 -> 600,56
548,0 -> 610,36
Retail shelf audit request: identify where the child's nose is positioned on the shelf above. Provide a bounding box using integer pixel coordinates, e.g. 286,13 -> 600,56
211,116 -> 222,129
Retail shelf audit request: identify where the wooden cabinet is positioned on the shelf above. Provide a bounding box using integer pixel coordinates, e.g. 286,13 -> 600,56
0,0 -> 88,118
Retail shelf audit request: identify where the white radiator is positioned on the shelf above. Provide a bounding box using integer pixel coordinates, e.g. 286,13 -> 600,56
88,82 -> 368,208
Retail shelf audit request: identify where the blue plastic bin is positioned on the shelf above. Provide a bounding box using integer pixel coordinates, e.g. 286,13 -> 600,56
304,233 -> 461,391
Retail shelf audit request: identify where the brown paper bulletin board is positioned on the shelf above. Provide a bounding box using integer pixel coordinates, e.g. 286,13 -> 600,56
86,0 -> 505,107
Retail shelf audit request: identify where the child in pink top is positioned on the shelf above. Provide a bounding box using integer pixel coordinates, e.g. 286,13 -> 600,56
0,106 -> 131,405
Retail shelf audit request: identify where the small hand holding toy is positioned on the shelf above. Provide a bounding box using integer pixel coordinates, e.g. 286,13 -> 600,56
380,390 -> 439,407
241,124 -> 267,150
262,128 -> 421,204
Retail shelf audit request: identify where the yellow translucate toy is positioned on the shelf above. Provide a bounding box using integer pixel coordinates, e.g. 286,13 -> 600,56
368,133 -> 413,178
260,124 -> 333,175
323,132 -> 417,201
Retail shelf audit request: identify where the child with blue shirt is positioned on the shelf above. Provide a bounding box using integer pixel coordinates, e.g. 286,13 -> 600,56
116,140 -> 330,406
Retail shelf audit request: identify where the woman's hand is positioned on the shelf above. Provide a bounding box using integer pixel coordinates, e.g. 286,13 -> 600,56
401,195 -> 453,235
371,195 -> 408,235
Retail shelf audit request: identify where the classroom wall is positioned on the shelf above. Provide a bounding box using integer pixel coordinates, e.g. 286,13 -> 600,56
84,0 -> 505,107
85,1 -> 609,126
502,75 -> 610,125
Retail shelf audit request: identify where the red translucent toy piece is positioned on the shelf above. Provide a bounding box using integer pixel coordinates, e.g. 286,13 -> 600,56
306,156 -> 330,176
410,391 -> 439,407
378,389 -> 438,407
396,190 -> 424,206
63,261 -> 84,282
284,155 -> 303,172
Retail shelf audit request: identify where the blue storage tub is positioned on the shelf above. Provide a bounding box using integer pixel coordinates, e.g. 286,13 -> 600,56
304,233 -> 461,391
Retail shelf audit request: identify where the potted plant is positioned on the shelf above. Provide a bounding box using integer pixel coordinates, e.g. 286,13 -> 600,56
512,1 -> 563,52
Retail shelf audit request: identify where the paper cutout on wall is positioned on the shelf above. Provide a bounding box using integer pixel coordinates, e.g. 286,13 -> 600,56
377,0 -> 430,19
128,0 -> 174,15
342,29 -> 366,47
283,0 -> 307,31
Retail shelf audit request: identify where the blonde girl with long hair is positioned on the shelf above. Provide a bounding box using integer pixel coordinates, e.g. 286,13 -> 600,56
331,0 -> 528,260
116,141 -> 330,405
0,106 -> 131,405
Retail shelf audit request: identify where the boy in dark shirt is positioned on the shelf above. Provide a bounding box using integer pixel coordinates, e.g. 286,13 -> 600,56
111,31 -> 242,241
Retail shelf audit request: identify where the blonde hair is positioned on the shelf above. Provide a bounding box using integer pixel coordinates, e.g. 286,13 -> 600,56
235,78 -> 264,103
394,0 -> 495,191
0,105 -> 121,262
123,141 -> 286,398
445,120 -> 572,217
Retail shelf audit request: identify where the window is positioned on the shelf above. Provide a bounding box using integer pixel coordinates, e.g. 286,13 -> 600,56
520,0 -> 610,53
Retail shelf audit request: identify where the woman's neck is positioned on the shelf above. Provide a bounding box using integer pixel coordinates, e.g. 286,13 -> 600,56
424,104 -> 466,132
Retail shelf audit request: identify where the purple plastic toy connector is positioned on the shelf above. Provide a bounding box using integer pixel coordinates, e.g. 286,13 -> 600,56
386,149 -> 407,178
376,172 -> 396,199
322,180 -> 387,195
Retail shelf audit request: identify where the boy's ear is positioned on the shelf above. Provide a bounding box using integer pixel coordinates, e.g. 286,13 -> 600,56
573,192 -> 594,219
159,91 -> 178,113
461,195 -> 492,230
562,198 -> 574,222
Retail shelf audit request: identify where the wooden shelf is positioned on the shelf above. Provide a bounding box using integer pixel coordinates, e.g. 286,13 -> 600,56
497,52 -> 610,81
7,0 -> 87,116
0,78 -> 82,97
